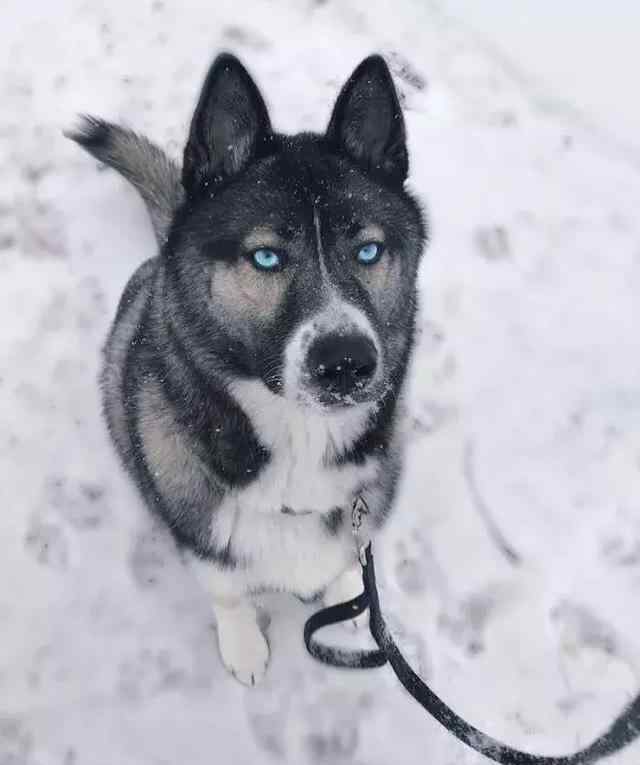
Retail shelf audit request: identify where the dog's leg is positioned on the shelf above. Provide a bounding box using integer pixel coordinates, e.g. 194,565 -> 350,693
213,597 -> 270,686
188,556 -> 269,686
323,564 -> 368,630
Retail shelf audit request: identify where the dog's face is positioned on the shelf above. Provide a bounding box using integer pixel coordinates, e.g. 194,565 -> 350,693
166,54 -> 426,409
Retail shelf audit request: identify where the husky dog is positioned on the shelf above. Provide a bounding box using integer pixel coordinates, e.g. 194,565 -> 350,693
68,52 -> 426,685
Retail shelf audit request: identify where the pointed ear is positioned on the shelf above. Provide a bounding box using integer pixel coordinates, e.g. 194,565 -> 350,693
182,53 -> 272,194
326,55 -> 408,184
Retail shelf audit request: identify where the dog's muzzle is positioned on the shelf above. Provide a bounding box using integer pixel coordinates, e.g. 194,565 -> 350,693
306,332 -> 378,398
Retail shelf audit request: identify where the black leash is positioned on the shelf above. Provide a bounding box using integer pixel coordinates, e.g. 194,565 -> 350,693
305,542 -> 640,765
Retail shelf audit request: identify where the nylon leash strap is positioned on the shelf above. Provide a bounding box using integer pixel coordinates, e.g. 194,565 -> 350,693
304,542 -> 640,765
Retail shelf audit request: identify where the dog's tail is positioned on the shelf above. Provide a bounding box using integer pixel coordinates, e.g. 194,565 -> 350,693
65,116 -> 184,246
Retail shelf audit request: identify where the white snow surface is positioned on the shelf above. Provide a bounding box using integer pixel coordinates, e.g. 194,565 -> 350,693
1,1 -> 640,763
437,0 -> 640,162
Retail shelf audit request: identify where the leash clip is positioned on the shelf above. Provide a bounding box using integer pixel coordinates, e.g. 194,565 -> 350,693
351,495 -> 369,567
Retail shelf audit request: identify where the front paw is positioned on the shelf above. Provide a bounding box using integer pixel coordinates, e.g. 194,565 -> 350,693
215,603 -> 270,686
324,565 -> 369,631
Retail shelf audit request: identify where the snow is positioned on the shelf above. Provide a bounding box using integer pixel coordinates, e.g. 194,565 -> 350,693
437,0 -> 640,160
1,0 -> 640,763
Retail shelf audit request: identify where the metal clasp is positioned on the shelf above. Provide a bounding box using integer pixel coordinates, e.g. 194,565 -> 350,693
351,495 -> 369,567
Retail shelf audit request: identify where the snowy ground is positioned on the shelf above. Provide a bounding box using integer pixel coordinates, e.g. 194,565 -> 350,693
1,1 -> 640,763
438,0 -> 640,161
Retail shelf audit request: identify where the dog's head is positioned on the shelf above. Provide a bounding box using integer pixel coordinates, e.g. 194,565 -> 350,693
166,53 -> 426,410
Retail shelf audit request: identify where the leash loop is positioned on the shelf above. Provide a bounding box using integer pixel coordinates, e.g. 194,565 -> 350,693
303,587 -> 387,669
304,542 -> 640,765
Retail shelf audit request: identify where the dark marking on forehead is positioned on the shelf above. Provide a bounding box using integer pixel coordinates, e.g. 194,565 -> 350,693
276,222 -> 304,240
346,220 -> 364,238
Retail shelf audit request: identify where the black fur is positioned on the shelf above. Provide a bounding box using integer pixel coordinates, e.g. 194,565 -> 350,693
182,53 -> 274,194
326,54 -> 409,185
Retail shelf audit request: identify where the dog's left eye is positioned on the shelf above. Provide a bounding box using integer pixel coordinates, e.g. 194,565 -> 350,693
356,242 -> 384,265
251,248 -> 283,272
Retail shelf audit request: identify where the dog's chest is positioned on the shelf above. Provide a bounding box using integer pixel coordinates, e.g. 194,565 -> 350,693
235,402 -> 377,515
220,383 -> 380,593
230,427 -> 376,594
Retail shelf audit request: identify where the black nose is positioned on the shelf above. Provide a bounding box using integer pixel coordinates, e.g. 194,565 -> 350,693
307,333 -> 378,396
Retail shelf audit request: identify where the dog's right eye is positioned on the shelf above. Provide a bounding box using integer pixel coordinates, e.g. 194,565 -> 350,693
251,248 -> 285,272
356,241 -> 384,266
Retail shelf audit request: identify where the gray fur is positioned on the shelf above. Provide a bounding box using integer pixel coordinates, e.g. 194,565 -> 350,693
66,117 -> 183,245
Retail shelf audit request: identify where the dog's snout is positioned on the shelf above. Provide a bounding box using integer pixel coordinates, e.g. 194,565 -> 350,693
307,333 -> 378,397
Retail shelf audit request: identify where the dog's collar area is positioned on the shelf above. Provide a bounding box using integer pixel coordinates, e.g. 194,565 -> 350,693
351,494 -> 369,566
305,542 -> 640,765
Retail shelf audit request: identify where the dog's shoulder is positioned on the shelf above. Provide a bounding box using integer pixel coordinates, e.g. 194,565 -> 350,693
112,256 -> 158,325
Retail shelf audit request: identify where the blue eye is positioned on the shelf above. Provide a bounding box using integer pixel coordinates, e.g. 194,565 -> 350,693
356,242 -> 383,265
252,248 -> 282,271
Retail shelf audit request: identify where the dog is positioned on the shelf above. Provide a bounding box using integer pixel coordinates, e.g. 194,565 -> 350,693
68,52 -> 427,685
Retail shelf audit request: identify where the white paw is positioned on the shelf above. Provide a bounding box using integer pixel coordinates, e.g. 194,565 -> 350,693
215,605 -> 270,686
324,566 -> 369,631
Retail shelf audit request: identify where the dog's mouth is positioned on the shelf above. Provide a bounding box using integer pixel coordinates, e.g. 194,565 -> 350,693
291,376 -> 385,411
307,384 -> 382,409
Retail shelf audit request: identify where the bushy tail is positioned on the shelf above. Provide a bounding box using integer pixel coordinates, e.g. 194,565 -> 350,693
66,116 -> 184,245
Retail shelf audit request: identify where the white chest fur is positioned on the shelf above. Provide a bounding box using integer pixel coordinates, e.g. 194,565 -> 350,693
230,379 -> 378,514
213,380 -> 380,594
